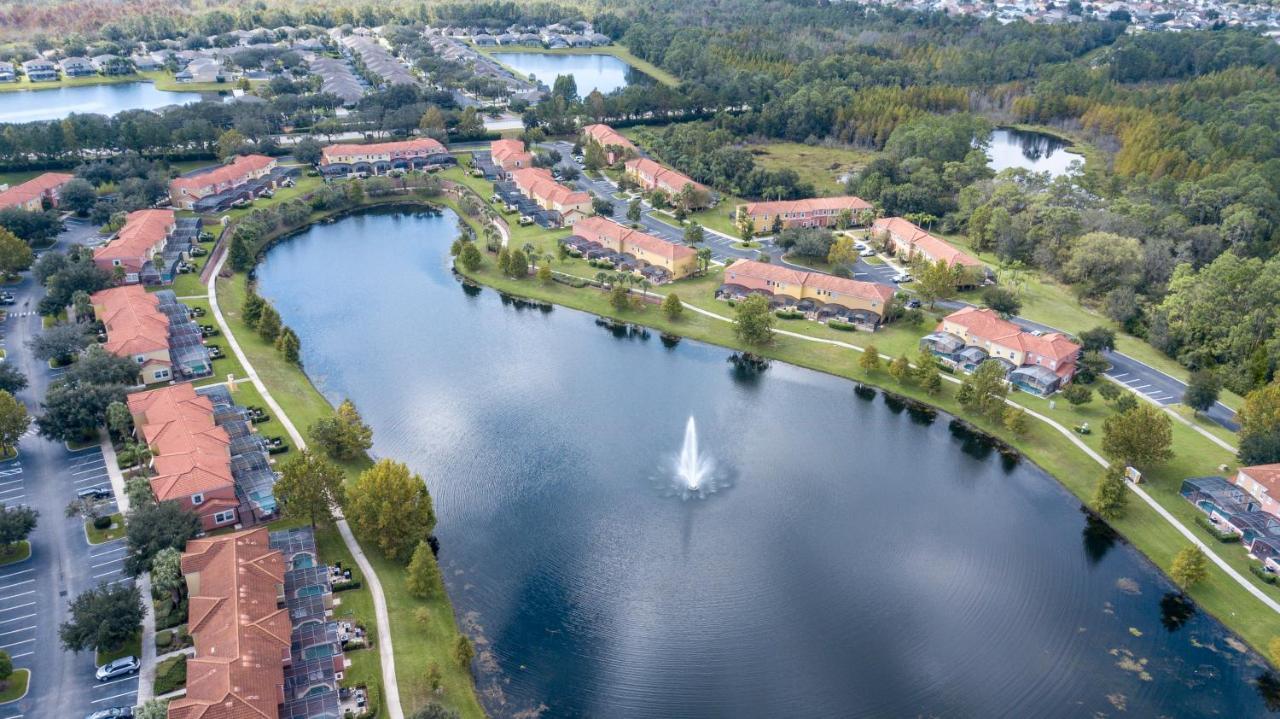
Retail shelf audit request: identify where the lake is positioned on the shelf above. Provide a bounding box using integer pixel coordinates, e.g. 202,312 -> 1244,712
986,127 -> 1081,178
0,82 -> 203,123
491,52 -> 638,95
257,206 -> 1275,718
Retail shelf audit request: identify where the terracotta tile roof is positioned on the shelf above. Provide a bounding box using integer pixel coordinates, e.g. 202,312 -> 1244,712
582,124 -> 636,152
725,259 -> 891,303
511,167 -> 590,208
90,285 -> 170,356
872,216 -> 983,268
624,157 -> 707,194
1241,464 -> 1280,497
171,155 -> 275,196
0,172 -> 74,210
942,306 -> 1081,365
320,138 -> 446,162
128,385 -> 234,503
171,527 -> 290,719
490,138 -> 534,169
724,259 -> 808,288
93,209 -> 175,274
740,196 -> 872,217
572,216 -> 695,261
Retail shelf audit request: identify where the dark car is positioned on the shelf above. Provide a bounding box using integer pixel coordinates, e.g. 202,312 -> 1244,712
86,708 -> 134,719
77,486 -> 111,501
905,299 -> 922,309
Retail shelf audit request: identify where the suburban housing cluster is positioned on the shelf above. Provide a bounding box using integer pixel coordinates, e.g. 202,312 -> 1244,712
0,171 -> 74,211
718,259 -> 896,329
90,285 -> 212,383
564,215 -> 698,282
624,156 -> 713,209
92,209 -> 203,285
871,216 -> 991,286
921,307 -> 1082,395
1182,464 -> 1280,575
581,123 -> 638,164
169,524 -> 363,719
318,138 -> 454,178
168,154 -> 295,213
735,196 -> 873,232
484,138 -> 592,227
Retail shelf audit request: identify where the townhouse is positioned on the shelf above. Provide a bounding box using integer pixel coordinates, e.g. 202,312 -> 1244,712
568,216 -> 698,281
58,56 -> 96,77
735,196 -> 873,232
624,157 -> 712,208
490,138 -> 535,176
91,285 -> 212,383
92,208 -> 177,284
21,59 -> 58,81
0,63 -> 15,83
719,259 -> 895,328
1233,464 -> 1280,517
0,172 -> 74,211
871,216 -> 990,286
319,138 -> 452,177
509,167 -> 593,226
169,154 -> 282,211
922,306 -> 1080,394
581,124 -> 637,165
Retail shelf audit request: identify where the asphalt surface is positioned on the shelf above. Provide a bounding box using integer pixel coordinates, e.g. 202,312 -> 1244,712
0,218 -> 138,719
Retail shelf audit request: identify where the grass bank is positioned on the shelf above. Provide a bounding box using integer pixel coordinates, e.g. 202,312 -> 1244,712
0,73 -> 145,93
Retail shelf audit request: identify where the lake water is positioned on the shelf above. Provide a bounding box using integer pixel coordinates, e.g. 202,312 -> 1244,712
257,206 -> 1276,718
986,128 -> 1081,178
0,82 -> 203,123
491,52 -> 637,95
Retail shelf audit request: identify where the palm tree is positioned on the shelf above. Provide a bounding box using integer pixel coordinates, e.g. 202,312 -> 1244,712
595,271 -> 609,289
696,247 -> 713,274
638,279 -> 652,300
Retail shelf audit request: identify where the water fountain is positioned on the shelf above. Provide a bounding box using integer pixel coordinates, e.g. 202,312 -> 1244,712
673,416 -> 717,496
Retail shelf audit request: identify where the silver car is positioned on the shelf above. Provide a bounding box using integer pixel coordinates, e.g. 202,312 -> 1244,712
95,656 -> 139,681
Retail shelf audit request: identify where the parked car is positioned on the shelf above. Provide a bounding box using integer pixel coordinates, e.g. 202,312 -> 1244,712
0,293 -> 15,305
858,249 -> 876,257
95,656 -> 139,681
86,708 -> 133,719
1029,329 -> 1046,337
892,273 -> 913,284
76,486 -> 111,500
905,299 -> 922,309
854,242 -> 868,251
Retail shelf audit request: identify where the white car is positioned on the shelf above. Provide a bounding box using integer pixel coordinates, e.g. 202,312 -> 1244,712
892,273 -> 913,284
859,248 -> 876,257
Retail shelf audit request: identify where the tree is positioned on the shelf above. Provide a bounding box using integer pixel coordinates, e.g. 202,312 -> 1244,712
135,699 -> 170,719
405,540 -> 444,599
981,286 -> 1021,317
347,459 -> 436,562
452,634 -> 475,670
914,259 -> 961,308
0,227 -> 34,278
1169,546 -> 1208,589
1185,370 -> 1221,413
626,198 -> 641,224
661,293 -> 684,321
1062,232 -> 1143,299
859,345 -> 882,373
1079,326 -> 1116,353
411,703 -> 459,719
1062,383 -> 1093,407
65,495 -> 105,523
506,249 -> 528,278
59,178 -> 97,215
739,217 -> 756,241
1092,465 -> 1129,521
58,582 -> 144,653
0,650 -> 11,685
216,129 -> 248,160
65,346 -> 145,386
734,294 -> 774,345
125,476 -> 155,510
696,247 -> 712,274
123,501 -> 200,576
0,391 -> 28,456
1102,404 -> 1174,470
0,363 -> 26,395
537,264 -> 552,284
28,322 -> 90,365
0,504 -> 37,554
425,663 -> 444,696
241,292 -> 266,328
888,354 -> 911,384
458,242 -> 482,272
960,361 -> 1009,419
106,401 -> 132,438
37,381 -> 127,442
275,450 -> 345,528
275,326 -> 301,364
227,225 -> 255,272
256,304 -> 281,342
608,283 -> 629,311
293,137 -> 324,166
150,546 -> 184,609
1240,429 -> 1280,466
309,399 -> 373,460
827,236 -> 859,267
684,222 -> 704,245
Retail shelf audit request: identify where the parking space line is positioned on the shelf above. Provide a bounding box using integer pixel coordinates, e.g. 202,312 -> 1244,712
91,690 -> 139,704
74,475 -> 109,485
91,545 -> 124,557
91,556 -> 123,568
0,568 -> 32,579
0,591 -> 35,602
0,614 -> 35,625
8,652 -> 30,659
0,477 -> 24,487
0,638 -> 34,649
1112,372 -> 1129,379
0,626 -> 35,637
0,603 -> 35,614
93,568 -> 124,579
94,675 -> 139,688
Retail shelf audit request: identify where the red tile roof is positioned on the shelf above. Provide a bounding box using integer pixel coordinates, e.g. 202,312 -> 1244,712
740,196 -> 872,217
171,155 -> 275,196
170,527 -> 290,719
725,259 -> 892,303
872,217 -> 983,268
942,306 -> 1081,366
90,285 -> 170,356
320,138 -> 446,162
725,258 -> 808,287
573,216 -> 695,262
93,209 -> 174,274
511,167 -> 590,208
0,172 -> 74,210
127,384 -> 234,504
490,138 -> 534,169
624,157 -> 707,195
1241,464 -> 1280,497
582,124 -> 636,152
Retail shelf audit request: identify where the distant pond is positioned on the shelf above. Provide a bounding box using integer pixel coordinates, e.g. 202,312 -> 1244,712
491,52 -> 643,95
986,127 -> 1082,178
0,82 -> 203,123
257,206 -> 1277,718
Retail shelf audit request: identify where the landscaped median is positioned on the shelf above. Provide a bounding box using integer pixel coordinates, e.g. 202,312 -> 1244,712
452,243 -> 1280,661
0,540 -> 29,567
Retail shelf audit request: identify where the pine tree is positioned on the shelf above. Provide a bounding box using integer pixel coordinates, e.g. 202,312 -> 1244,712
661,293 -> 684,320
256,304 -> 281,342
274,327 -> 301,365
858,345 -> 881,373
452,634 -> 475,670
405,541 -> 443,599
888,355 -> 911,384
241,293 -> 265,328
1169,546 -> 1208,589
1092,466 -> 1129,521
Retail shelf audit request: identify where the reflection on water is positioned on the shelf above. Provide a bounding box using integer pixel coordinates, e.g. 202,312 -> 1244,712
986,128 -> 1081,178
491,52 -> 639,95
257,206 -> 1274,719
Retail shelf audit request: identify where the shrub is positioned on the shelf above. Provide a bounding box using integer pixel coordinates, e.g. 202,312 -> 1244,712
1251,562 -> 1277,584
93,515 -> 113,530
774,310 -> 804,320
153,655 -> 187,695
1194,515 -> 1241,542
332,579 -> 362,592
826,320 -> 856,331
155,630 -> 172,649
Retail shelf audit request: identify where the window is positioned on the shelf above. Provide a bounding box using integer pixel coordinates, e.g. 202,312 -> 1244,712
156,369 -> 169,379
113,259 -> 121,266
213,510 -> 235,524
191,493 -> 204,505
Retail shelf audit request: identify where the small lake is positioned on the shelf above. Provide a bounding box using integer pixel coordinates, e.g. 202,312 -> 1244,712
987,127 -> 1081,178
258,206 -> 1276,718
0,82 -> 203,123
491,52 -> 639,95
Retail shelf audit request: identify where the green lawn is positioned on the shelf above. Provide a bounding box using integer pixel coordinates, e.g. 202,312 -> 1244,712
96,631 -> 142,666
745,142 -> 876,196
85,513 -> 124,545
0,669 -> 29,704
471,43 -> 679,87
0,73 -> 145,93
153,655 -> 187,695
0,170 -> 44,187
0,541 -> 29,567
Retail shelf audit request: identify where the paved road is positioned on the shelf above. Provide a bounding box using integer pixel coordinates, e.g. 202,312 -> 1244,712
0,219 -> 139,719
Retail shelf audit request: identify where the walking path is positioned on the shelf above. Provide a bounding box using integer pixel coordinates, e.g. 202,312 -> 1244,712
205,248 -> 405,719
